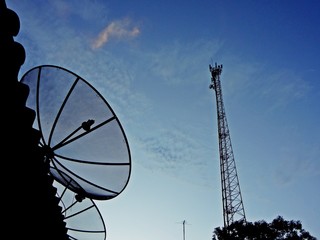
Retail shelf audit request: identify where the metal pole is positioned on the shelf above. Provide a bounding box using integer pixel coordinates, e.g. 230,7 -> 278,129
183,220 -> 185,240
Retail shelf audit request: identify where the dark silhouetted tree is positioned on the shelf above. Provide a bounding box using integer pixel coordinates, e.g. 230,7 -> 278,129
212,216 -> 317,240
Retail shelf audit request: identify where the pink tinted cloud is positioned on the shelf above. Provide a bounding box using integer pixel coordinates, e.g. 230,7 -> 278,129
92,18 -> 140,49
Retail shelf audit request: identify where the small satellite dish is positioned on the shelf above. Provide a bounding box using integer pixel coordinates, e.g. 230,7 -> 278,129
20,65 -> 131,200
53,172 -> 106,240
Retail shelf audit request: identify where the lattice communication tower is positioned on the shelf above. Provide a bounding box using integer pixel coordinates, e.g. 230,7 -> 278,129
209,63 -> 246,228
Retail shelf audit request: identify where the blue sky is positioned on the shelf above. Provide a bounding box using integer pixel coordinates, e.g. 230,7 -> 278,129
9,0 -> 320,239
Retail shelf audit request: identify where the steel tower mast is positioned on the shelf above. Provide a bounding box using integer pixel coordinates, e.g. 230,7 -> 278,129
209,63 -> 246,228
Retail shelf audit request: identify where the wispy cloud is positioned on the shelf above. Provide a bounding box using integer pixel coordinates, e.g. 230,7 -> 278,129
260,69 -> 311,111
135,126 -> 215,187
272,141 -> 320,186
91,18 -> 140,49
145,39 -> 223,86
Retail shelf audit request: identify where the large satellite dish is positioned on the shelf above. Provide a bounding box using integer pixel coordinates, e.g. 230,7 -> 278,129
20,65 -> 131,201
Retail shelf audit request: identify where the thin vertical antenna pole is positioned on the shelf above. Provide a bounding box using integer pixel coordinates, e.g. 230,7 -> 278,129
183,220 -> 185,240
177,220 -> 187,240
209,63 -> 246,228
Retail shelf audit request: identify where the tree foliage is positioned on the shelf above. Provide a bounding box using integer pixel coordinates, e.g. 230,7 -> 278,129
212,216 -> 317,240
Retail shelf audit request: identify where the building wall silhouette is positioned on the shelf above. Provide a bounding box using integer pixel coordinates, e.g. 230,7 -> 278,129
1,1 -> 69,239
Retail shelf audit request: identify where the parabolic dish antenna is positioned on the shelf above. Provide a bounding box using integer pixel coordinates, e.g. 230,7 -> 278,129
53,172 -> 106,240
20,65 -> 131,200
